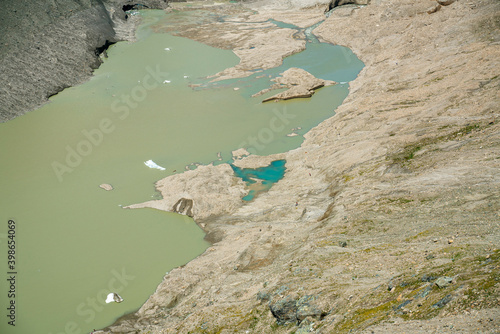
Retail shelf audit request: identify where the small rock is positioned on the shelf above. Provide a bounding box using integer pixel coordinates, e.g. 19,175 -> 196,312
437,0 -> 456,5
297,316 -> 314,333
394,299 -> 413,313
426,254 -> 435,260
99,183 -> 113,191
448,239 -> 454,244
298,316 -> 314,328
257,291 -> 271,302
432,294 -> 453,308
435,276 -> 454,288
339,241 -> 348,248
416,285 -> 433,299
421,274 -> 437,282
427,3 -> 441,14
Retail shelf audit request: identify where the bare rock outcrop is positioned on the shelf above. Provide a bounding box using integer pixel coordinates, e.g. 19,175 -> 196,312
172,198 -> 194,217
99,183 -> 113,191
253,67 -> 335,102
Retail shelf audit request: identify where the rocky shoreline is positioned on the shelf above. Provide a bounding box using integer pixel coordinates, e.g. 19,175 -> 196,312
99,0 -> 499,333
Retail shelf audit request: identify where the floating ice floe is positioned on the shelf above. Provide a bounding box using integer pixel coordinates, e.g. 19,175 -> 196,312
183,75 -> 189,78
164,47 -> 171,51
105,292 -> 124,304
145,160 -> 166,170
163,80 -> 171,84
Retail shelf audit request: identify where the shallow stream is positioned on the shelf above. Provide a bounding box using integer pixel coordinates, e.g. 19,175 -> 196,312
0,9 -> 363,334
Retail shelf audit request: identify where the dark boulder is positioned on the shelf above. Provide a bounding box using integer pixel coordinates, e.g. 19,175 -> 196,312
269,294 -> 324,326
269,295 -> 298,325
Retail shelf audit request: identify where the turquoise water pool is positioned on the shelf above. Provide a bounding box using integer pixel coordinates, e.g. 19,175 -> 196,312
230,159 -> 287,201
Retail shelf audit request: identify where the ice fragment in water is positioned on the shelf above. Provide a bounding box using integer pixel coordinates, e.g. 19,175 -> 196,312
145,160 -> 166,170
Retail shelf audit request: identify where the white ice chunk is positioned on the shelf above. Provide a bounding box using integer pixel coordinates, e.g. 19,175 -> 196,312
106,292 -> 124,304
163,80 -> 171,84
145,160 -> 166,170
105,293 -> 115,304
164,47 -> 171,51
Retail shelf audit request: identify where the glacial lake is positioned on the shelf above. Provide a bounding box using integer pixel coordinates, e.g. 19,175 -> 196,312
0,9 -> 363,334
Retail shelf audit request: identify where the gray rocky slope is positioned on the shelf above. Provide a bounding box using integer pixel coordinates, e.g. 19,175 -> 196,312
0,0 -> 168,122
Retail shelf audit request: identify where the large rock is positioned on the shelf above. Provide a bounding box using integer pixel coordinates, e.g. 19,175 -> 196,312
435,276 -> 454,288
172,198 -> 194,217
99,183 -> 114,191
254,67 -> 335,102
326,0 -> 370,11
269,294 -> 323,325
269,295 -> 298,325
437,0 -> 456,6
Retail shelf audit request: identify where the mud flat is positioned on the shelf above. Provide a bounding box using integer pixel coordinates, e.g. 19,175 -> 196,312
58,0 -> 500,333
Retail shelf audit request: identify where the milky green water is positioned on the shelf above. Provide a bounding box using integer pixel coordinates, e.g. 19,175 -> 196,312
0,9 -> 363,334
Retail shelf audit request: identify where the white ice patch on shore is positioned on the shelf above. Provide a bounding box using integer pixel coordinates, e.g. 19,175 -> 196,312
145,160 -> 166,170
